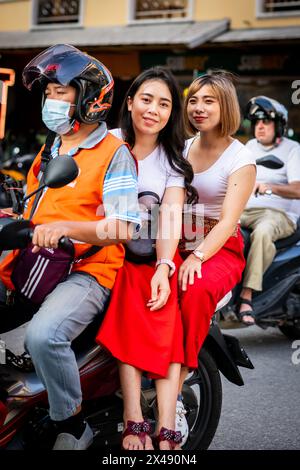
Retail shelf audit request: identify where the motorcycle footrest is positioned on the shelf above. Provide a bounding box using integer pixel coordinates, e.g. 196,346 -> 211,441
223,334 -> 254,369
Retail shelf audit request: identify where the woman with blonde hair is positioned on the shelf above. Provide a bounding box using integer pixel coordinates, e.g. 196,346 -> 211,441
178,71 -> 256,402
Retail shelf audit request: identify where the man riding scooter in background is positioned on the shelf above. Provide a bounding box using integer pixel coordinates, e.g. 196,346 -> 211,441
237,96 -> 300,325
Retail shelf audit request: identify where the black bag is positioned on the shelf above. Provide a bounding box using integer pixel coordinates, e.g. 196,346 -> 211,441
11,241 -> 102,305
125,191 -> 160,263
11,242 -> 75,305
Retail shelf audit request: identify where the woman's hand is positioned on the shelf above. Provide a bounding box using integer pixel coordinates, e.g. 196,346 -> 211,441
147,264 -> 171,311
178,254 -> 202,291
32,221 -> 71,253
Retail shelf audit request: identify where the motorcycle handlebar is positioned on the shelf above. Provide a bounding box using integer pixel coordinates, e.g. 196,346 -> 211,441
0,219 -> 74,252
28,229 -> 73,251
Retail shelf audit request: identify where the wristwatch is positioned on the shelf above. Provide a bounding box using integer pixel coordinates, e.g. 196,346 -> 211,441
264,188 -> 273,196
155,259 -> 176,277
192,250 -> 205,262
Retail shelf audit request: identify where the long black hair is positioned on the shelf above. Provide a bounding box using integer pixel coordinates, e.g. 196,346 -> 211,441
119,66 -> 197,204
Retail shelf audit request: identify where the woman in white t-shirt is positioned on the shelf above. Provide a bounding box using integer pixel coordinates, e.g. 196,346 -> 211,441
178,71 -> 256,393
97,67 -> 197,450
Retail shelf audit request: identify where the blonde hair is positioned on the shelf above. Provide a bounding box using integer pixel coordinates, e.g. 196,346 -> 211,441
184,70 -> 241,138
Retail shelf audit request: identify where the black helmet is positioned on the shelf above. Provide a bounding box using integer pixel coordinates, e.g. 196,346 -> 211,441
22,44 -> 114,124
245,95 -> 288,139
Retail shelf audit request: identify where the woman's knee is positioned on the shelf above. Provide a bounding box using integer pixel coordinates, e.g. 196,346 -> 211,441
184,276 -> 214,297
180,278 -> 215,312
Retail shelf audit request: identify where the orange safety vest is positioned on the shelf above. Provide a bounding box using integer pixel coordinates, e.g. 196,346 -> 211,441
0,133 -> 130,291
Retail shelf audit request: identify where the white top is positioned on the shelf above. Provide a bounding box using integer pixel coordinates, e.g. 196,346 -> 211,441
110,128 -> 185,202
184,137 -> 256,220
246,137 -> 300,224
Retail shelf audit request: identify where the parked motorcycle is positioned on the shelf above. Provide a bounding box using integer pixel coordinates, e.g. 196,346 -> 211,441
220,155 -> 300,340
0,156 -> 254,450
0,130 -> 41,183
0,152 -> 35,182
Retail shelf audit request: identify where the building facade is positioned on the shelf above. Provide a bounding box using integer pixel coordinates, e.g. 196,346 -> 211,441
0,0 -> 299,144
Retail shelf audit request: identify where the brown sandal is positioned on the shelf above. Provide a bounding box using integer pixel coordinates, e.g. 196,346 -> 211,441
122,420 -> 152,449
154,427 -> 182,450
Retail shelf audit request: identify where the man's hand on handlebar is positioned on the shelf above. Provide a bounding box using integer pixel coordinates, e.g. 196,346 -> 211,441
254,182 -> 272,196
32,222 -> 70,253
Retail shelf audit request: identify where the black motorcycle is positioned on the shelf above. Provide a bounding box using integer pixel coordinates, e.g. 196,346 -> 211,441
220,155 -> 300,340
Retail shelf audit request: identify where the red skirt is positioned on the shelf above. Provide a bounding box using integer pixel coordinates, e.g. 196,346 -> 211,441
179,230 -> 246,369
96,252 -> 184,379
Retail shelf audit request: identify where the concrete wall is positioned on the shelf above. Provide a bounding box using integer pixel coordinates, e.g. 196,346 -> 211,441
194,0 -> 300,28
0,0 -> 299,32
0,0 -> 31,31
84,0 -> 127,26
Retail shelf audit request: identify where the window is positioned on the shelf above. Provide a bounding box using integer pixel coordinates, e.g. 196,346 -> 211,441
257,0 -> 300,17
129,0 -> 193,22
32,0 -> 82,27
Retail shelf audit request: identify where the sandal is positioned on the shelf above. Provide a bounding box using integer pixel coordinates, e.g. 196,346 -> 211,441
236,298 -> 255,326
122,420 -> 152,450
154,427 -> 182,450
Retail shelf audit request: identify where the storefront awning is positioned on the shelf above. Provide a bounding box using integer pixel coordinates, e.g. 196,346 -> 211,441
0,20 -> 228,51
213,25 -> 300,43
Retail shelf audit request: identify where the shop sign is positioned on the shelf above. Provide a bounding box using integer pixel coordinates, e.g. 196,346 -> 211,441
238,55 -> 289,72
141,51 -> 299,76
0,68 -> 15,140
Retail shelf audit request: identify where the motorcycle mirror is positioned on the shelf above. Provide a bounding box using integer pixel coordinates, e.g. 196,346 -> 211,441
256,155 -> 284,169
43,155 -> 79,188
24,155 -> 79,202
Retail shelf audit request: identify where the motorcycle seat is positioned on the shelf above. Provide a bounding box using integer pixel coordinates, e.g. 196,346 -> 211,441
274,217 -> 300,250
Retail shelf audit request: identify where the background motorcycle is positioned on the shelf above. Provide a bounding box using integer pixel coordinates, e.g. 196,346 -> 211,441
0,130 -> 41,184
0,156 -> 254,450
220,155 -> 300,340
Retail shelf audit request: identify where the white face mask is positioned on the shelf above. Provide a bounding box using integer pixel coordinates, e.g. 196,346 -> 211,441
42,98 -> 75,135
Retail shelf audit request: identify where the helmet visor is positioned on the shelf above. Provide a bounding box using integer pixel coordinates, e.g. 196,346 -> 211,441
247,96 -> 277,120
22,44 -> 91,90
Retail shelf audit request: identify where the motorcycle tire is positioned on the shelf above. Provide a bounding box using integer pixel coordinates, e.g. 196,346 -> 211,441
183,346 -> 222,450
278,323 -> 300,339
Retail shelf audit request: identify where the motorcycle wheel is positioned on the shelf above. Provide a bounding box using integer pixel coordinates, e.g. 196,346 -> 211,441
278,323 -> 300,339
183,346 -> 222,450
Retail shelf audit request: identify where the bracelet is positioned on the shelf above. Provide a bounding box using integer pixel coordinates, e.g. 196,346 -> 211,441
155,258 -> 176,277
192,250 -> 205,262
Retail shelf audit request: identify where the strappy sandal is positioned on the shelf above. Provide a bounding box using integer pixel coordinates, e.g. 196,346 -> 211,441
154,427 -> 182,450
122,420 -> 152,450
236,298 -> 255,326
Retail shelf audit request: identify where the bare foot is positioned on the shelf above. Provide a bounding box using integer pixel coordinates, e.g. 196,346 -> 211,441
122,433 -> 154,450
159,440 -> 182,451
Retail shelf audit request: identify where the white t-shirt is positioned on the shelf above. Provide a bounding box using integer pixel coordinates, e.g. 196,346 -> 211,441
184,137 -> 256,220
246,137 -> 300,224
109,128 -> 185,201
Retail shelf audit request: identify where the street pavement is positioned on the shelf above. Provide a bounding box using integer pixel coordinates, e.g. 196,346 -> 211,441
209,324 -> 300,450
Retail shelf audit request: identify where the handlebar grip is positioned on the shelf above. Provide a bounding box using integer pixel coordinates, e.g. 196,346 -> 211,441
29,230 -> 73,253
58,236 -> 74,254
